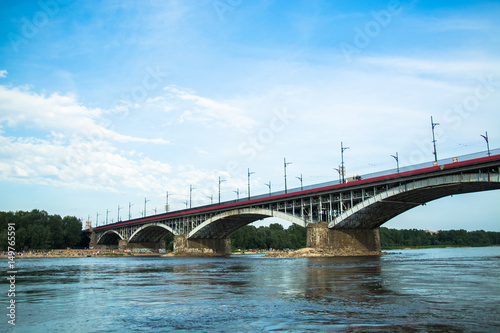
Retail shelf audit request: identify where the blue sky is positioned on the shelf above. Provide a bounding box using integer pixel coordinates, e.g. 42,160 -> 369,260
1,0 -> 499,231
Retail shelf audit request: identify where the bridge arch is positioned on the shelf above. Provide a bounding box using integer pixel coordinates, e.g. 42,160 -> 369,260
188,208 -> 306,239
330,172 -> 500,229
97,230 -> 124,245
129,223 -> 175,243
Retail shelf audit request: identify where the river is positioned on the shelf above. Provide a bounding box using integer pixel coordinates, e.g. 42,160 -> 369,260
2,247 -> 499,332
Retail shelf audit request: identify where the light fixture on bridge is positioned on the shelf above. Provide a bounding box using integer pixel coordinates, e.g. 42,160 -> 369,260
218,177 -> 226,204
190,185 -> 196,208
248,168 -> 255,199
296,174 -> 303,190
284,158 -> 292,193
391,152 -> 400,173
234,188 -> 240,200
128,202 -> 134,220
341,142 -> 349,183
333,166 -> 341,184
481,131 -> 491,157
144,197 -> 150,217
117,205 -> 121,222
431,116 -> 439,164
265,181 -> 271,196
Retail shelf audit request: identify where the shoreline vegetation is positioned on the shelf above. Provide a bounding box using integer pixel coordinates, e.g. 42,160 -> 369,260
2,210 -> 499,258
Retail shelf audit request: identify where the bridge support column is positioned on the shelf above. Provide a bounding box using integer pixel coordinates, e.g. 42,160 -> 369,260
174,234 -> 231,255
307,222 -> 381,253
117,239 -> 165,252
89,231 -> 97,249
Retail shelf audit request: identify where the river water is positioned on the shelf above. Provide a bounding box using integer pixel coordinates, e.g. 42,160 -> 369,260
2,247 -> 500,332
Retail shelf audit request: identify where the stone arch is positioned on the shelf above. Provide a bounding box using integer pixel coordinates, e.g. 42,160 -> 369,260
188,207 -> 306,239
97,230 -> 124,245
129,223 -> 175,243
330,173 -> 500,229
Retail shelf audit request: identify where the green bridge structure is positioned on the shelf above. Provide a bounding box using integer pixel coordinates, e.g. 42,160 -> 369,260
84,150 -> 500,254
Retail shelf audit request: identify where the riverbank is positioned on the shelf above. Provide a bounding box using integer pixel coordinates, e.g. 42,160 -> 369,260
265,247 -> 386,257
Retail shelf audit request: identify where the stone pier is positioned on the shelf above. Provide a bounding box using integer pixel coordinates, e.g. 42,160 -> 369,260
117,239 -> 166,251
174,234 -> 231,255
307,222 -> 381,253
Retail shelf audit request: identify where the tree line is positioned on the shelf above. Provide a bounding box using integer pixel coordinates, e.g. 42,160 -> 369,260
379,227 -> 500,248
2,209 -> 499,251
0,210 -> 83,251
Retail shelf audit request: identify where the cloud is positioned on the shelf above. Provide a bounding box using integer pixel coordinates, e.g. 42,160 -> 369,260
0,85 -> 169,144
0,70 -> 7,78
163,86 -> 259,132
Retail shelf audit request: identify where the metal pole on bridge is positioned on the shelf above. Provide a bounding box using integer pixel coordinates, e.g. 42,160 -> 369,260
284,158 -> 292,193
481,131 -> 491,156
265,181 -> 271,196
391,152 -> 399,173
128,202 -> 134,220
341,142 -> 349,183
431,116 -> 439,163
248,168 -> 255,199
296,174 -> 303,190
218,177 -> 226,204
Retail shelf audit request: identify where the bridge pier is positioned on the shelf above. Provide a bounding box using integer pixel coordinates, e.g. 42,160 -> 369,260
307,222 -> 381,253
116,239 -> 166,252
174,234 -> 231,255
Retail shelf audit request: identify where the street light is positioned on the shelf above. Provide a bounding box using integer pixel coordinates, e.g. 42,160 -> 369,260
96,212 -> 99,227
144,197 -> 150,217
206,194 -> 213,204
117,205 -> 121,222
248,168 -> 255,199
234,188 -> 240,200
341,142 -> 349,183
391,152 -> 400,173
265,181 -> 271,196
296,174 -> 303,191
333,166 -> 341,184
189,185 -> 196,208
106,209 -> 111,224
481,131 -> 491,156
284,158 -> 292,193
431,116 -> 439,163
218,176 -> 226,204
165,191 -> 170,212
128,202 -> 134,220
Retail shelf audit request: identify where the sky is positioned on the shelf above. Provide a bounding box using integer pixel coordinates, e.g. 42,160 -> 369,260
1,0 -> 499,231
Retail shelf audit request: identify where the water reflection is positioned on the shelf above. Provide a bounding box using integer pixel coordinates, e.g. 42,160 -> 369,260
5,248 -> 500,332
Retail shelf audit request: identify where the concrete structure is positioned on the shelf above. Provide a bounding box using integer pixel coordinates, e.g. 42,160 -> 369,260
85,151 -> 500,254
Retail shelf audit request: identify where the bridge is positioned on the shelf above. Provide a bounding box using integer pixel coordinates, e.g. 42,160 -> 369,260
85,150 -> 500,254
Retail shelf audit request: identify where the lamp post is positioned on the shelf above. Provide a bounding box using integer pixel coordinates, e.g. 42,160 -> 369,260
207,194 -> 213,204
391,152 -> 400,173
333,166 -> 341,184
144,197 -> 150,217
296,174 -> 303,191
234,188 -> 240,200
106,209 -> 110,224
248,168 -> 255,199
117,205 -> 121,222
265,181 -> 271,196
189,185 -> 195,208
481,131 -> 491,156
96,212 -> 99,227
431,116 -> 439,163
284,158 -> 292,193
218,177 -> 226,204
341,142 -> 349,183
128,202 -> 134,220
165,191 -> 169,212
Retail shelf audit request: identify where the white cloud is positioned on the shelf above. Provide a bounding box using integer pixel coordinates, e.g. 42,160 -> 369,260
0,70 -> 7,78
0,85 -> 169,145
163,86 -> 259,132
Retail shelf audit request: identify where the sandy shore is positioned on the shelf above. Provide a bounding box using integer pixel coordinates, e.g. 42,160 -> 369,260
265,247 -> 386,257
